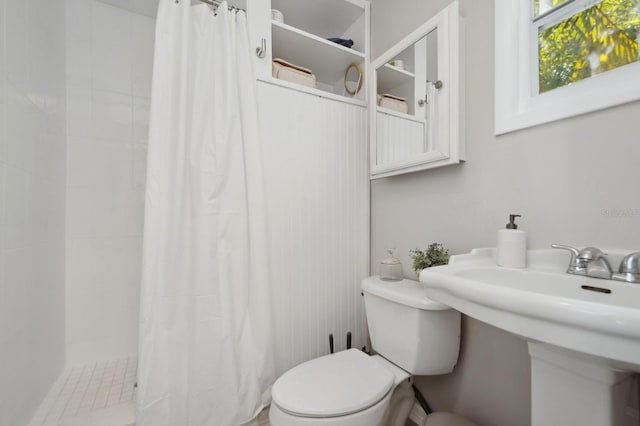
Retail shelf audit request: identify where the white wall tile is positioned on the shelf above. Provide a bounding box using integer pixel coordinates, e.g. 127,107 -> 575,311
66,0 -> 93,87
68,140 -> 133,190
0,249 -> 28,339
67,187 -> 144,240
91,2 -> 133,93
0,331 -> 30,425
0,0 -> 6,102
66,187 -> 97,239
91,90 -> 133,142
2,88 -> 36,170
0,163 -> 4,248
29,0 -> 67,100
67,87 -> 93,140
132,143 -> 147,190
131,14 -> 155,97
1,165 -> 27,251
88,188 -> 144,238
132,96 -> 150,143
66,0 -> 154,364
4,0 -> 29,89
0,1 -> 67,423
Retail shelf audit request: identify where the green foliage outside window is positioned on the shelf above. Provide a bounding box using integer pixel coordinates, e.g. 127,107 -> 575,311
538,0 -> 640,93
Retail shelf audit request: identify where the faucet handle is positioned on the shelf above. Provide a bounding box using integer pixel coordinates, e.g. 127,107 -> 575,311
551,243 -> 585,273
551,243 -> 580,257
613,252 -> 640,283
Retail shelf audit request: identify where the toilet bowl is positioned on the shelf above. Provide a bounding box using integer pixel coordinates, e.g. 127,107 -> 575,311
270,349 -> 410,426
269,276 -> 474,426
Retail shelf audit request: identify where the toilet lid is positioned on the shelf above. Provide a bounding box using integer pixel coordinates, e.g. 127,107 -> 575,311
272,349 -> 395,418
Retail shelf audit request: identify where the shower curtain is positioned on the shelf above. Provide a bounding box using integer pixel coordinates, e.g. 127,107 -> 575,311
137,1 -> 275,425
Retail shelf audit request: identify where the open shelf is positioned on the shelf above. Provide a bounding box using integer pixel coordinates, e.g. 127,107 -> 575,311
271,0 -> 366,51
377,64 -> 414,94
272,21 -> 365,87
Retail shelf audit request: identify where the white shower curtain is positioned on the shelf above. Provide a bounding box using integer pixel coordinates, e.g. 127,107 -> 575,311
137,1 -> 275,425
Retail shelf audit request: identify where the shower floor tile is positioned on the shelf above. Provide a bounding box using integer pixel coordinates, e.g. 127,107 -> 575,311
29,356 -> 137,426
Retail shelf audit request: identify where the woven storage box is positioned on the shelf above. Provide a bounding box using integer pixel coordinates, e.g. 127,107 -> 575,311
272,58 -> 317,89
377,94 -> 409,114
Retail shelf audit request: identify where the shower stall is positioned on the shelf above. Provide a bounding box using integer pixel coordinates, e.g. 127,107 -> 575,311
0,0 -> 369,424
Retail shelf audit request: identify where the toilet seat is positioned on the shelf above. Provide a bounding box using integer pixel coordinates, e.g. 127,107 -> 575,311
271,349 -> 395,418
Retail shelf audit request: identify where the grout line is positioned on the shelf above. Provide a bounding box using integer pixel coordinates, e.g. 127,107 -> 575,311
33,357 -> 138,424
77,362 -> 97,414
87,361 -> 106,410
41,368 -> 73,424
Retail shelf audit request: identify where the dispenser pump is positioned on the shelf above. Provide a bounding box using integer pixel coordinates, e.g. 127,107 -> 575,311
506,214 -> 522,230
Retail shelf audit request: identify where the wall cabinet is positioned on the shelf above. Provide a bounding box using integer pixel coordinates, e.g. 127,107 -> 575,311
240,0 -> 463,180
247,0 -> 369,104
370,1 -> 464,178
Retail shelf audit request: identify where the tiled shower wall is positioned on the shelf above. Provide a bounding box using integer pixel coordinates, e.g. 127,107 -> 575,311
65,0 -> 154,364
0,0 -> 68,424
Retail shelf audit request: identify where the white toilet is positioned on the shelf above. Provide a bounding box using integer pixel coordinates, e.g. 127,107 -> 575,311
269,276 -> 474,426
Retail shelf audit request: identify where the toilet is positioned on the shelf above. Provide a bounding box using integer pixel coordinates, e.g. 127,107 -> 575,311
269,276 -> 475,426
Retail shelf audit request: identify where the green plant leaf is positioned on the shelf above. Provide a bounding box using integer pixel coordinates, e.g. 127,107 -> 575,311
409,243 -> 450,275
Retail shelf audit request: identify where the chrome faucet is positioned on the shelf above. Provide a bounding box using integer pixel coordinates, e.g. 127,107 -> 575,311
551,244 -> 640,283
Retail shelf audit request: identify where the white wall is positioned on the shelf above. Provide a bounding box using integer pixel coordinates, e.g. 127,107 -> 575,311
65,0 -> 154,364
371,1 -> 640,425
0,0 -> 68,424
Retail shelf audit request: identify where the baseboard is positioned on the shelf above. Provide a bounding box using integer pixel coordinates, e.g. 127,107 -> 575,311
257,407 -> 271,426
408,401 -> 427,426
258,417 -> 270,426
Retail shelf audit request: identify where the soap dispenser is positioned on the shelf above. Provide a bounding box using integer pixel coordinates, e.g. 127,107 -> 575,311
380,248 -> 403,281
497,214 -> 527,268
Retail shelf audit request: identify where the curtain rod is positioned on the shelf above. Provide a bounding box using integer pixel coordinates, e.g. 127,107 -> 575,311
199,0 -> 245,12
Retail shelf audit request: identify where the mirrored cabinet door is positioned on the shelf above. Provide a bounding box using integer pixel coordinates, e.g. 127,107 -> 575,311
370,1 -> 464,179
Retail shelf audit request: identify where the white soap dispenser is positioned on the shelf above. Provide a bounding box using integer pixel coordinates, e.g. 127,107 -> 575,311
497,214 -> 527,268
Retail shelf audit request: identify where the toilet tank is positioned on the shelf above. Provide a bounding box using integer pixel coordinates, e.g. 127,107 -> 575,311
362,276 -> 461,375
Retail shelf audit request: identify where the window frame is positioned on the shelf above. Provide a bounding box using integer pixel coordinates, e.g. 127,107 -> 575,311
495,0 -> 640,135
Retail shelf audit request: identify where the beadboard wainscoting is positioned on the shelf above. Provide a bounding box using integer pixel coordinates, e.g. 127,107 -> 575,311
376,110 -> 426,164
257,81 -> 370,376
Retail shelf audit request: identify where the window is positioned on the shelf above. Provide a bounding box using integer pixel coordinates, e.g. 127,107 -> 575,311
495,0 -> 640,134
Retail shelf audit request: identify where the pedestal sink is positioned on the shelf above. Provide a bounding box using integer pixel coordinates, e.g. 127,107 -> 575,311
420,248 -> 640,426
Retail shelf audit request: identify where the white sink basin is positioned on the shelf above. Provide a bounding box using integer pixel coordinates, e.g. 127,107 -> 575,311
420,248 -> 640,370
420,248 -> 640,426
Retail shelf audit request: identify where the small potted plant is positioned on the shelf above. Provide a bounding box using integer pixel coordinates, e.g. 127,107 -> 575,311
409,243 -> 450,276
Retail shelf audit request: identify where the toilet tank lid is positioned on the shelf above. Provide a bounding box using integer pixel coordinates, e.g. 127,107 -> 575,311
271,349 -> 394,418
362,276 -> 451,310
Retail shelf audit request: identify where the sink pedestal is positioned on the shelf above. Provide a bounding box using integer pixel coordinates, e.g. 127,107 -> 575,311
529,343 -> 635,426
421,248 -> 640,426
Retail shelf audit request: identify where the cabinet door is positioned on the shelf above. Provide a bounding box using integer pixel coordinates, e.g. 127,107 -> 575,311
370,1 -> 464,179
